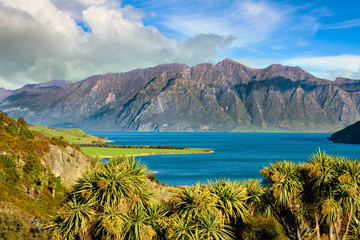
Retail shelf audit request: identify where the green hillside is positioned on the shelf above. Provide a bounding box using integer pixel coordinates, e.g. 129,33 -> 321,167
0,112 -> 79,238
29,125 -> 108,144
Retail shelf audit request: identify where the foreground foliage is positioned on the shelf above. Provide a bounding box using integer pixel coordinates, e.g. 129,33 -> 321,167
48,157 -> 269,240
261,150 -> 360,240
48,150 -> 360,240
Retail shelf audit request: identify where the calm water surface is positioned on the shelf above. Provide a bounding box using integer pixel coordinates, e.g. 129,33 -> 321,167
87,132 -> 360,186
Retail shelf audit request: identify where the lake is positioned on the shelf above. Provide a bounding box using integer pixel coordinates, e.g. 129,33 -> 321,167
87,132 -> 360,186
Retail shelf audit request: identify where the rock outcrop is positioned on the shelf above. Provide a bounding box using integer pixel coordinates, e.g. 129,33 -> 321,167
42,145 -> 90,186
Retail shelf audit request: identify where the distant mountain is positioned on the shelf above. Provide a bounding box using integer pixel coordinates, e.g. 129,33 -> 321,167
0,87 -> 15,102
0,80 -> 72,102
23,79 -> 73,89
329,121 -> 360,144
1,59 -> 360,131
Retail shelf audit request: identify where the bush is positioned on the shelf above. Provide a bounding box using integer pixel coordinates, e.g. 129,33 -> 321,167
239,215 -> 285,240
0,155 -> 19,186
7,122 -> 18,136
17,116 -> 27,127
22,157 -> 45,189
0,202 -> 46,240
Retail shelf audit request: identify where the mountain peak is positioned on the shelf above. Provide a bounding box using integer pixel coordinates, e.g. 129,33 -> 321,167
0,87 -> 15,102
217,58 -> 262,73
24,80 -> 73,89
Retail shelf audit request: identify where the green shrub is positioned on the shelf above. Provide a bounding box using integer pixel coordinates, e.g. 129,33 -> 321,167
17,116 -> 27,127
19,126 -> 34,139
240,215 -> 285,240
22,157 -> 44,189
7,122 -> 18,136
0,155 -> 19,186
49,175 -> 62,192
0,155 -> 17,169
0,202 -> 46,240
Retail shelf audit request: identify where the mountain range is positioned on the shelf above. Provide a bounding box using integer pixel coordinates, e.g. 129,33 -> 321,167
1,58 -> 360,132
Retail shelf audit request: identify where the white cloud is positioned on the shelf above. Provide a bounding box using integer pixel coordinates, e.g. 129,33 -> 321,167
282,55 -> 360,80
323,18 -> 360,30
0,0 -> 233,89
163,1 -> 283,47
270,45 -> 288,50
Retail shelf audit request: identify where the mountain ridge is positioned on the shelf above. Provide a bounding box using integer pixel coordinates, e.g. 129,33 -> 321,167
1,59 -> 360,131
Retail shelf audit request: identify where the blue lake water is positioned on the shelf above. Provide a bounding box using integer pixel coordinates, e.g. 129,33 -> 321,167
87,132 -> 360,186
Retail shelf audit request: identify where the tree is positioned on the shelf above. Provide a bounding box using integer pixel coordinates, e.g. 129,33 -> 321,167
261,161 -> 307,240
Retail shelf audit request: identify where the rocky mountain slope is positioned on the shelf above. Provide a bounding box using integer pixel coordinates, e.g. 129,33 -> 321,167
0,87 -> 14,101
1,59 -> 360,131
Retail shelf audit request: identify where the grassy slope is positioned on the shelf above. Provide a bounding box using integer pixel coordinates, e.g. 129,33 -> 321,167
29,125 -> 107,144
81,147 -> 213,157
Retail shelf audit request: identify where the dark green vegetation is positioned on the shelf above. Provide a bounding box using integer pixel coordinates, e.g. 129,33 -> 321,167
47,150 -> 360,240
2,59 -> 360,132
329,121 -> 360,144
80,143 -> 190,149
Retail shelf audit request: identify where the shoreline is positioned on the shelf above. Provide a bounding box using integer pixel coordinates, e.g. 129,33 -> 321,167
87,149 -> 214,159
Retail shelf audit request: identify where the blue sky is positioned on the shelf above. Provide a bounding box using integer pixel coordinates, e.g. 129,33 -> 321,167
123,0 -> 360,73
0,0 -> 359,89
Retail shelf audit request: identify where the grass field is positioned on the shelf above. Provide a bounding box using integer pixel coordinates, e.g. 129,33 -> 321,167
29,126 -> 108,144
80,147 -> 213,157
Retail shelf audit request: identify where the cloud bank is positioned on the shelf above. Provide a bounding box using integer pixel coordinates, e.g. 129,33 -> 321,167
0,0 -> 233,89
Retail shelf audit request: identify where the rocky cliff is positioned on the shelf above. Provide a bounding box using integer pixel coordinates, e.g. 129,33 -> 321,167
1,59 -> 360,131
42,144 -> 90,186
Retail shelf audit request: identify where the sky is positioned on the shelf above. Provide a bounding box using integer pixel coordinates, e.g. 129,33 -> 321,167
0,0 -> 359,89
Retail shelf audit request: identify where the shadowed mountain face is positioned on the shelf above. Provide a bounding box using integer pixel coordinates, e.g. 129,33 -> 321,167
1,59 -> 360,131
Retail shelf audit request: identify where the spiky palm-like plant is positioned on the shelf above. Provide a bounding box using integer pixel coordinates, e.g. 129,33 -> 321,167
197,213 -> 235,240
243,179 -> 265,216
209,179 -> 249,224
96,157 -> 149,207
176,184 -> 218,220
92,205 -> 125,240
48,197 -> 95,239
49,156 -> 155,240
146,202 -> 168,237
261,160 -> 305,240
124,208 -> 156,240
170,215 -> 194,240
